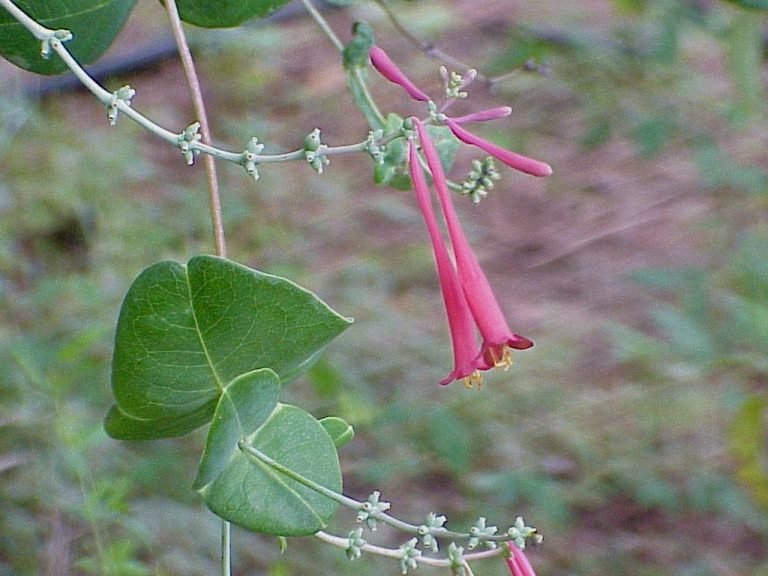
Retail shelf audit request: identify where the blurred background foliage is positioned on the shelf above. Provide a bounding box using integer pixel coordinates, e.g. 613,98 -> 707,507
1,0 -> 767,574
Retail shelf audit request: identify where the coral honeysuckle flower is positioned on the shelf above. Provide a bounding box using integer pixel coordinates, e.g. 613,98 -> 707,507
368,45 -> 552,179
371,44 -> 543,383
408,139 -> 488,387
414,119 -> 533,370
505,543 -> 537,576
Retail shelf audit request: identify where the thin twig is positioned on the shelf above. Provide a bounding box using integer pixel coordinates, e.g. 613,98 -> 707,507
164,0 -> 227,258
373,0 -> 528,89
162,1 -> 230,571
301,0 -> 344,52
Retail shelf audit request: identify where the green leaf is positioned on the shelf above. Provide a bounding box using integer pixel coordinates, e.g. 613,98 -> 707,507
427,124 -> 460,174
103,401 -> 217,440
198,403 -> 342,535
342,21 -> 374,70
193,368 -> 281,489
166,0 -> 292,28
0,0 -> 137,75
107,256 -> 351,440
319,416 -> 354,448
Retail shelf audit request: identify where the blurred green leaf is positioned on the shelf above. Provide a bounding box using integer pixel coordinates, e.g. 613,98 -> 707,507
319,416 -> 355,448
724,11 -> 764,120
167,0 -> 292,28
106,256 -> 352,440
651,305 -> 715,364
343,21 -> 374,69
424,406 -> 471,474
197,403 -> 341,535
729,394 -> 768,510
630,116 -> 674,157
0,0 -> 136,75
723,0 -> 768,9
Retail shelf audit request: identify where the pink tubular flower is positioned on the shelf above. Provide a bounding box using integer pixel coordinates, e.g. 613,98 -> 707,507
414,119 -> 533,370
505,543 -> 537,576
408,139 -> 488,386
444,118 -> 552,177
369,46 -> 431,103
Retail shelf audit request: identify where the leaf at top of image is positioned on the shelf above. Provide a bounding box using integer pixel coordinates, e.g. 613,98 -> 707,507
0,0 -> 137,75
105,255 -> 352,441
166,0 -> 292,28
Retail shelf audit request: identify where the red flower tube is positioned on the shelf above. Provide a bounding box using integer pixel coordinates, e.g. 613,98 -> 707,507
407,139 -> 488,386
414,119 -> 533,370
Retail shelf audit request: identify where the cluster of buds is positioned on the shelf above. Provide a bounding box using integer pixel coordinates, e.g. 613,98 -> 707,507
178,122 -> 201,165
440,65 -> 477,100
242,136 -> 264,181
107,85 -> 136,126
460,157 -> 501,204
39,29 -> 72,59
304,128 -> 330,174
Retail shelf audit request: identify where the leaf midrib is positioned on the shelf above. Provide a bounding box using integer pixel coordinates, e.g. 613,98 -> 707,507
186,266 -> 225,391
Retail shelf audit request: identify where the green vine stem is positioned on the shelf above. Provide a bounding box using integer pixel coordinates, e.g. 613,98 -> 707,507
238,442 -> 538,552
0,0 -> 386,174
300,0 -> 385,130
314,530 -> 492,572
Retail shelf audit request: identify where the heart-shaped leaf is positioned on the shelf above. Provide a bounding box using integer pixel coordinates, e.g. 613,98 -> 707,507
106,256 -> 352,440
166,0 -> 292,28
198,402 -> 342,535
0,0 -> 137,75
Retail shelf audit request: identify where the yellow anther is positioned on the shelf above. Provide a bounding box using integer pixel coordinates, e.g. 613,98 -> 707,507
490,346 -> 514,370
463,371 -> 483,389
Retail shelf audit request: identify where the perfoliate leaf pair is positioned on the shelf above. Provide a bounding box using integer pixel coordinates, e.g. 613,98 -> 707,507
106,255 -> 352,535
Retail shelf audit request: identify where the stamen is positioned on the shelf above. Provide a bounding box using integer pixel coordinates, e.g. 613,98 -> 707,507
463,371 -> 484,389
490,346 -> 514,370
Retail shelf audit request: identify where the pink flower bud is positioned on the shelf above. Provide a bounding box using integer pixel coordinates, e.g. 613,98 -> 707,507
445,118 -> 552,177
369,46 -> 431,103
